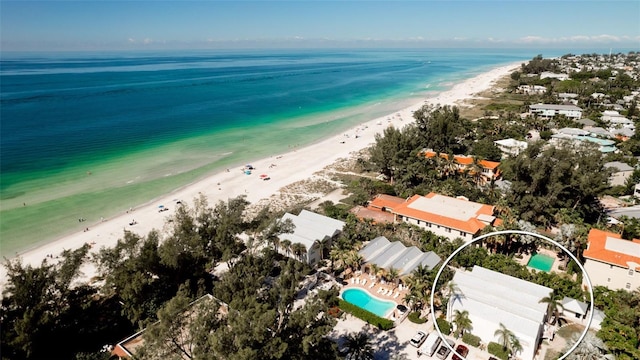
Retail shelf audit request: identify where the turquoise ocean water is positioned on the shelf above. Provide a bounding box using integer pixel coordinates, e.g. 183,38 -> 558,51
1,48 -> 549,255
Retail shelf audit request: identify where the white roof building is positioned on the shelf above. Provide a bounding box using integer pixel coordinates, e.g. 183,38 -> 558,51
529,103 -> 583,119
448,266 -> 552,360
279,210 -> 345,265
359,236 -> 441,276
494,138 -> 528,157
540,72 -> 569,80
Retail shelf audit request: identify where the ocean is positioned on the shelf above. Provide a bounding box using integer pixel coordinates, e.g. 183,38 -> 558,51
1,48 -> 542,255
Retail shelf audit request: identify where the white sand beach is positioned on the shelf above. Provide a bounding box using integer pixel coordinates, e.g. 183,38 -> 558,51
0,63 -> 519,285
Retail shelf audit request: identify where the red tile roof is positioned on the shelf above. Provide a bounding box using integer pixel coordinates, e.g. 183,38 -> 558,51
392,193 -> 496,234
368,194 -> 406,211
584,229 -> 640,270
422,150 -> 500,171
111,344 -> 131,359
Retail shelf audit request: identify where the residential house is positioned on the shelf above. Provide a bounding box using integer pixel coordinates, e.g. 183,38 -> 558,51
576,118 -> 597,127
540,72 -> 569,81
558,92 -> 579,105
604,161 -> 634,186
529,103 -> 583,119
359,236 -> 441,276
582,229 -> 640,291
422,149 -> 501,184
391,193 -> 500,242
279,210 -> 345,266
449,266 -> 552,360
517,85 -> 547,95
561,297 -> 589,321
550,129 -> 617,153
112,294 -> 228,359
494,138 -> 528,157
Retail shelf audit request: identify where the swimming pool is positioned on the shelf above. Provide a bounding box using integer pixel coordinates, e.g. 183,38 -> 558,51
341,288 -> 395,317
527,253 -> 555,272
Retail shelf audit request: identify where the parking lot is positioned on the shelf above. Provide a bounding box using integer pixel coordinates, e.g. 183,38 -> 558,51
330,313 -> 498,360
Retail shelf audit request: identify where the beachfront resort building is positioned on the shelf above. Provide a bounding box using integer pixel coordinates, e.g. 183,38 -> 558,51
529,103 -> 583,119
448,266 -> 552,360
278,210 -> 345,266
391,193 -> 500,242
358,236 -> 441,276
583,229 -> 640,291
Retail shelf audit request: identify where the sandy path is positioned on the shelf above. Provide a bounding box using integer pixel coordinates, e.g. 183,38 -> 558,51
0,62 -> 520,285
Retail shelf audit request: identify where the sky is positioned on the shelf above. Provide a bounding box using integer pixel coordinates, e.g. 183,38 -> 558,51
1,0 -> 639,51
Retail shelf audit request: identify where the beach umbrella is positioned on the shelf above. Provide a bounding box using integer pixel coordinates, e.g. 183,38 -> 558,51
260,174 -> 268,178
158,205 -> 164,209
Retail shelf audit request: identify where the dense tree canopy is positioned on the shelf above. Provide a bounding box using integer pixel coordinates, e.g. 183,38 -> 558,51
501,141 -> 610,226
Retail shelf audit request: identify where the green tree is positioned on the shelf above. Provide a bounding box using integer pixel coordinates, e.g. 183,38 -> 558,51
452,309 -> 473,338
539,291 -> 565,325
1,245 -> 132,360
137,290 -> 223,360
502,141 -> 610,226
493,323 -> 515,354
343,332 -> 375,360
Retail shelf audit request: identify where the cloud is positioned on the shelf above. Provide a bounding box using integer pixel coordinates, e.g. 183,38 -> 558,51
518,34 -> 632,44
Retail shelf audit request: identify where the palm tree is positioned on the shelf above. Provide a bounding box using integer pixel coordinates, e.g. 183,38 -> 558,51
494,323 -> 515,354
343,331 -> 374,360
291,243 -> 307,263
563,331 -> 614,360
469,157 -> 486,187
387,267 -> 400,288
509,334 -> 523,358
329,246 -> 349,273
347,252 -> 364,274
369,263 -> 380,280
452,309 -> 473,338
538,291 -> 564,324
280,239 -> 292,258
445,281 -> 463,307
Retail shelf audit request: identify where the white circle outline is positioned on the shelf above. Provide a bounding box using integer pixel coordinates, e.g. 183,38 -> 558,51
429,230 -> 594,360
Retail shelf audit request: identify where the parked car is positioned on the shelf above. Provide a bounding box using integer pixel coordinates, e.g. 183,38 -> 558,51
410,330 -> 427,347
435,339 -> 455,359
452,344 -> 469,360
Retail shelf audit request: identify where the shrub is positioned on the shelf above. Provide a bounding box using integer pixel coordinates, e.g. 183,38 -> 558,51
462,333 -> 481,347
338,299 -> 394,330
436,317 -> 451,335
407,311 -> 427,324
487,342 -> 509,360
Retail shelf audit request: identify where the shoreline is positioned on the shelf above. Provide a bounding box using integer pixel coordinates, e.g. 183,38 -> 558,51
0,62 -> 520,285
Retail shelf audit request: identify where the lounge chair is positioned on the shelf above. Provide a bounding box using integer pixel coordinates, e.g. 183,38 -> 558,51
393,291 -> 400,299
351,278 -> 355,284
361,279 -> 367,286
369,281 -> 375,288
377,287 -> 383,293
